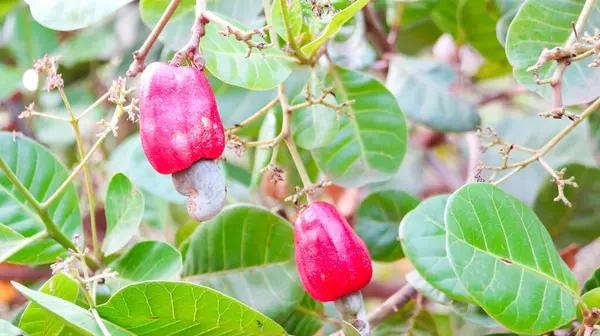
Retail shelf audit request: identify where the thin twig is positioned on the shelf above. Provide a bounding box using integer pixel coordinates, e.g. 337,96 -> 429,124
127,0 -> 183,77
227,97 -> 279,134
59,88 -> 100,259
170,15 -> 209,67
367,284 -> 417,327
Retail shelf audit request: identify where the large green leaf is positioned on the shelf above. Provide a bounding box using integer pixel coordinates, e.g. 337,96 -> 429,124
20,274 -> 79,335
482,116 -> 595,204
201,15 -> 296,90
103,173 -> 145,256
580,288 -> 600,320
355,190 -> 418,262
506,0 -> 600,105
97,281 -> 287,335
301,0 -> 370,56
250,110 -> 277,190
0,224 -> 33,264
327,11 -> 377,71
108,241 -> 182,291
432,0 -> 505,63
313,65 -> 407,188
0,133 -> 81,264
533,164 -> 600,249
272,0 -> 303,42
182,204 -> 303,323
386,0 -> 440,26
445,183 -> 579,334
24,0 -> 133,31
291,74 -> 339,150
12,282 -> 134,336
386,55 -> 480,132
109,134 -> 184,203
7,7 -> 59,69
582,267 -> 600,295
400,195 -> 471,302
0,320 -> 27,336
280,293 -> 323,336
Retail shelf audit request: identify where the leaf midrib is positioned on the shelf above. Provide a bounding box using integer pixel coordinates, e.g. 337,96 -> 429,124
448,230 -> 578,298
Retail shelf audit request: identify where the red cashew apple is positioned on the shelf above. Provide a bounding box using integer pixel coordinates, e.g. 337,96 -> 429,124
138,62 -> 225,175
294,202 -> 373,302
138,63 -> 227,221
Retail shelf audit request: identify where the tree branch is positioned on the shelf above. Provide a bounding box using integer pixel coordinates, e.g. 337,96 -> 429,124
127,0 -> 183,77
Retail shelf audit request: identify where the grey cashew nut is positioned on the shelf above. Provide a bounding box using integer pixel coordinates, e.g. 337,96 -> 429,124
172,159 -> 226,221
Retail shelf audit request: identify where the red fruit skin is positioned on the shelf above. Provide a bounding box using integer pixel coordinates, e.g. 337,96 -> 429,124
294,202 -> 373,302
139,63 -> 225,175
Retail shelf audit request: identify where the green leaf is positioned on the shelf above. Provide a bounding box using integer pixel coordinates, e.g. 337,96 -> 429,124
201,15 -> 296,90
313,65 -> 407,188
354,190 -> 418,262
386,55 -> 480,132
24,0 -> 133,31
534,163 -> 600,249
20,274 -> 79,335
7,8 -> 59,69
109,134 -> 184,203
445,183 -> 579,334
0,0 -> 19,20
272,0 -> 303,41
482,116 -> 595,204
0,320 -> 28,336
175,221 -> 201,248
103,173 -> 145,256
250,111 -> 277,190
12,282 -> 135,336
327,11 -> 377,71
301,0 -> 370,56
97,281 -> 287,335
432,0 -> 505,63
0,65 -> 22,102
107,241 -> 182,291
400,195 -> 471,302
209,75 -> 276,130
582,267 -> 600,295
182,204 -> 304,323
341,321 -> 362,336
386,0 -> 440,26
579,288 -> 600,322
459,1 -> 505,63
506,0 -> 600,105
291,74 -> 339,150
281,294 -> 324,336
0,224 -> 32,264
0,133 -> 81,264
496,6 -> 519,47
